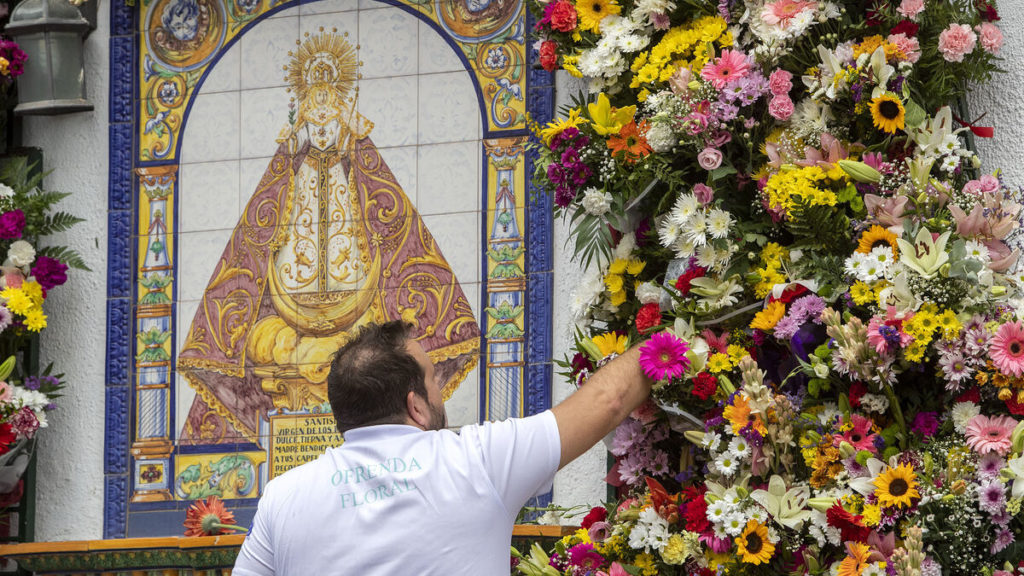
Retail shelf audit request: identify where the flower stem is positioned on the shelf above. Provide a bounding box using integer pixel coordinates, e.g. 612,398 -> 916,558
882,382 -> 908,450
209,523 -> 248,534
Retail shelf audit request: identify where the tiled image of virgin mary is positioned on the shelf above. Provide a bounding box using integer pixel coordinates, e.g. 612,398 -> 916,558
176,32 -> 481,444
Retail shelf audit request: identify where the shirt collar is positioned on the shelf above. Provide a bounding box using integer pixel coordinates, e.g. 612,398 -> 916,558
342,424 -> 425,443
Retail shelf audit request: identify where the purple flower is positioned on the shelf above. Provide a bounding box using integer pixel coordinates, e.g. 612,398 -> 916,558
31,255 -> 68,291
978,480 -> 1007,515
773,315 -> 801,340
22,376 -> 39,390
992,528 -> 1014,554
978,452 -> 1005,479
788,294 -> 826,324
911,412 -> 940,438
0,209 -> 25,240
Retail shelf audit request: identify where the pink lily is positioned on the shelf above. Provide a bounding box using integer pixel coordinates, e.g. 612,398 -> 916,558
864,194 -> 909,234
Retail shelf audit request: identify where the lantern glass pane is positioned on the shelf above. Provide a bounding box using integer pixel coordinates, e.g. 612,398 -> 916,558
15,32 -> 51,104
49,31 -> 85,100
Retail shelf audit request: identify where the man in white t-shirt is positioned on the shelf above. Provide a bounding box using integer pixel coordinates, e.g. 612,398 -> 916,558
234,320 -> 652,575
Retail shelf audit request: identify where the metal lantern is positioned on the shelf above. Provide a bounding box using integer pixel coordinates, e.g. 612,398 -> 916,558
6,0 -> 93,115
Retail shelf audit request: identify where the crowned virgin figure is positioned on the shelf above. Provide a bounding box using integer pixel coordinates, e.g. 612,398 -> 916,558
177,32 -> 480,444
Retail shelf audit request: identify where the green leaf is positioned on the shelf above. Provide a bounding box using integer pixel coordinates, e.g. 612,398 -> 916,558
37,245 -> 90,271
710,163 -> 737,181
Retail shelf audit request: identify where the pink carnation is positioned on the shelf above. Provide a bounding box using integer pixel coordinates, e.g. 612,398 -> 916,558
768,69 -> 793,96
888,33 -> 921,64
10,407 -> 39,440
768,95 -> 794,121
937,23 -> 977,63
976,22 -> 1003,54
897,0 -> 925,20
965,413 -> 1017,455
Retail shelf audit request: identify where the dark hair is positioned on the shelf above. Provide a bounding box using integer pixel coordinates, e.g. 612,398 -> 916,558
327,321 -> 427,434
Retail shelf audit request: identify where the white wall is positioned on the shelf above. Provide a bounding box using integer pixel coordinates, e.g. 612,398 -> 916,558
19,5 -> 1024,539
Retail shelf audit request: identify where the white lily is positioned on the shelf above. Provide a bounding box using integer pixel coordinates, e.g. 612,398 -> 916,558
750,475 -> 813,530
869,47 -> 895,99
849,458 -> 888,497
1004,455 -> 1024,500
896,228 -> 951,279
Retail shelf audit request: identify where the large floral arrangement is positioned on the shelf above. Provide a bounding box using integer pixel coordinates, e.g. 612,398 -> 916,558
522,0 -> 1024,574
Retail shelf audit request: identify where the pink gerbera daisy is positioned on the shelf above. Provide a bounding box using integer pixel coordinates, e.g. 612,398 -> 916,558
700,50 -> 751,89
990,321 -> 1024,377
761,0 -> 816,28
964,414 -> 1018,455
567,543 -> 605,570
835,414 -> 878,452
638,332 -> 691,380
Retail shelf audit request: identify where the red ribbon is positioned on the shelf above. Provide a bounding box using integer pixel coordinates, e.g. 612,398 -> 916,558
953,114 -> 995,138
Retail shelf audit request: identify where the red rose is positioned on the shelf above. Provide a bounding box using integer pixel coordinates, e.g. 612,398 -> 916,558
635,302 -> 662,334
549,0 -> 577,33
848,382 -> 867,408
1006,396 -> 1024,415
580,506 -> 607,529
674,266 -> 706,295
539,40 -> 558,72
691,372 -> 718,400
826,502 -> 871,542
775,283 -> 809,304
956,387 -> 981,404
890,19 -> 919,37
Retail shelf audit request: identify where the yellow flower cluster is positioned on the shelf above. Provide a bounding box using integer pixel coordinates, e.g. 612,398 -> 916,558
800,432 -> 842,488
605,258 -> 647,306
853,35 -> 908,62
763,164 -> 848,218
629,16 -> 731,93
903,304 -> 961,362
634,552 -> 658,576
707,344 -> 750,374
1,281 -> 47,332
660,531 -> 700,565
533,108 -> 584,146
595,533 -> 626,557
754,243 -> 789,299
849,280 -> 890,306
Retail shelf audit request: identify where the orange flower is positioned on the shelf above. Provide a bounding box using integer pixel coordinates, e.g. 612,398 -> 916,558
837,542 -> 873,576
184,495 -> 242,537
608,120 -> 652,163
722,394 -> 767,435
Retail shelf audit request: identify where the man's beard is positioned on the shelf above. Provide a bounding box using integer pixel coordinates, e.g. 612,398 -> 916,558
428,402 -> 448,431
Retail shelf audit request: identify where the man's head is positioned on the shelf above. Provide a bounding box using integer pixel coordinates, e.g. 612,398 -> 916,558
327,321 -> 448,434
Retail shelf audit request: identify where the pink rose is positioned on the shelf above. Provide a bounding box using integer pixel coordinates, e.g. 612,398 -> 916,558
976,22 -> 1003,54
979,174 -> 1001,194
697,147 -> 723,171
709,130 -> 732,147
768,69 -> 793,96
768,94 -> 794,121
897,0 -> 925,20
938,23 -> 977,62
693,183 -> 714,205
962,179 -> 984,197
888,33 -> 921,63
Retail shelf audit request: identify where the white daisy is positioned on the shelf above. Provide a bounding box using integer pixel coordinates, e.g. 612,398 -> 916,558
707,499 -> 730,522
728,436 -> 751,460
702,432 -> 722,451
707,208 -> 733,239
965,240 -> 990,263
721,512 -> 747,536
715,452 -> 739,476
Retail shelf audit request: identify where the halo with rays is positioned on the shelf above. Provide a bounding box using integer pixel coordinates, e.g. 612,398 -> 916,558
285,29 -> 359,102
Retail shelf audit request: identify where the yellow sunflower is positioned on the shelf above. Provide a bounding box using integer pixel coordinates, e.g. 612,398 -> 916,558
592,332 -> 628,357
735,520 -> 774,565
870,93 -> 906,134
873,463 -> 921,509
857,225 -> 899,258
576,0 -> 621,33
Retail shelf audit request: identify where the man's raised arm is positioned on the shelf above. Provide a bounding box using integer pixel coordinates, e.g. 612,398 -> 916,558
550,346 -> 652,469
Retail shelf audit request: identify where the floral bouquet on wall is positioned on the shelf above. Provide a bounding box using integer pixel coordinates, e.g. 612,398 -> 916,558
522,0 -> 1024,573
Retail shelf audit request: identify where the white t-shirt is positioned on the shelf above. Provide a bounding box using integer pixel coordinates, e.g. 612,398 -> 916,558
233,410 -> 561,575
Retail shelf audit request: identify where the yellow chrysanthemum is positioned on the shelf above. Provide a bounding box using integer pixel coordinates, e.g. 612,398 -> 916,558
576,0 -> 621,33
750,300 -> 787,332
605,273 -> 624,294
21,281 -> 44,307
538,108 -> 584,146
592,332 -> 628,358
938,310 -> 962,338
870,93 -> 906,134
24,308 -> 47,332
626,259 -> 646,275
735,520 -> 774,565
861,504 -> 881,527
610,290 -> 627,307
726,344 -> 748,365
850,281 -> 875,306
707,353 -> 732,373
764,164 -> 844,216
905,311 -> 937,340
873,463 -> 921,509
562,54 -> 582,78
1,288 -> 33,316
635,552 -> 657,576
903,341 -> 927,363
608,258 -> 628,275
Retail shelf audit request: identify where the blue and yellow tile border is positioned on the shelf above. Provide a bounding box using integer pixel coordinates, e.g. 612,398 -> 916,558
105,0 -> 555,537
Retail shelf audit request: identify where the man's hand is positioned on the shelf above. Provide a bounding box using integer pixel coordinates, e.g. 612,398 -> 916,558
550,345 -> 653,469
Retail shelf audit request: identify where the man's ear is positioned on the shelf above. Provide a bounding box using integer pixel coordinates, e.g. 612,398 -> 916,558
406,390 -> 430,430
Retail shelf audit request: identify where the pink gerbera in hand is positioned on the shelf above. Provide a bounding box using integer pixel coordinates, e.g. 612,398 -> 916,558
835,414 -> 878,452
638,332 -> 691,380
965,414 -> 1018,455
761,0 -> 816,28
700,50 -> 750,89
989,321 -> 1024,377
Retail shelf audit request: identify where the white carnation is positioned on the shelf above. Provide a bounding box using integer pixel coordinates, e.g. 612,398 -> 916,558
6,240 -> 35,269
581,187 -> 613,216
635,281 -> 664,305
13,387 -> 49,412
645,122 -> 676,153
952,401 -> 981,434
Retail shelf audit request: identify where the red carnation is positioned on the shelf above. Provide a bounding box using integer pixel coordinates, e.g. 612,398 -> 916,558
635,302 -> 662,334
826,502 -> 871,543
890,20 -> 919,37
548,0 -> 577,32
956,387 -> 981,404
691,372 -> 718,400
539,40 -> 558,72
0,423 -> 15,454
848,382 -> 867,408
682,490 -> 710,533
1006,395 -> 1024,416
580,506 -> 607,529
674,266 -> 706,295
976,0 -> 1000,21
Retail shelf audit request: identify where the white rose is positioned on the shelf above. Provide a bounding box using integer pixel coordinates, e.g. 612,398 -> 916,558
6,240 -> 35,269
581,187 -> 613,216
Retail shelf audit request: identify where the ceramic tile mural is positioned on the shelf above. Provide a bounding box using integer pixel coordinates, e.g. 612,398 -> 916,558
106,0 -> 555,536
